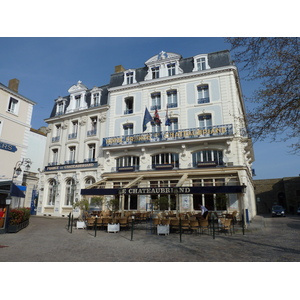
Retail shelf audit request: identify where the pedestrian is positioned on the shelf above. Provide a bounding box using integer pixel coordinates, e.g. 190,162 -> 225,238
200,205 -> 208,219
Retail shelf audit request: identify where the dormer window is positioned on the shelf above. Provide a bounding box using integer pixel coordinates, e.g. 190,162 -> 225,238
152,67 -> 159,79
122,69 -> 137,85
66,81 -> 88,113
167,63 -> 176,76
75,95 -> 81,109
90,87 -> 102,108
193,55 -> 210,72
55,97 -> 67,116
92,93 -> 100,106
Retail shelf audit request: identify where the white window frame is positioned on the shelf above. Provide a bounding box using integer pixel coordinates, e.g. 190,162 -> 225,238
151,92 -> 161,110
65,178 -> 75,206
87,143 -> 96,161
167,90 -> 178,108
167,63 -> 176,76
198,114 -> 212,128
197,84 -> 210,104
124,97 -> 134,114
51,148 -> 59,165
7,97 -> 19,114
122,69 -> 137,86
193,54 -> 210,72
123,123 -> 134,136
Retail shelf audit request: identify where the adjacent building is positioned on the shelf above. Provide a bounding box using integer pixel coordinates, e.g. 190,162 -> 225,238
39,50 -> 256,221
0,79 -> 37,232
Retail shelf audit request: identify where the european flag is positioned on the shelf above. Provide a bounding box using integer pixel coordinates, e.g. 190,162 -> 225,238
143,107 -> 152,131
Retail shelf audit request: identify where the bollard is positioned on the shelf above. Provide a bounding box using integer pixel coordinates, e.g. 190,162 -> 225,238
212,214 -> 215,239
68,212 -> 71,231
131,216 -> 135,241
179,217 -> 182,243
242,214 -> 245,235
70,214 -> 73,233
94,217 -> 97,237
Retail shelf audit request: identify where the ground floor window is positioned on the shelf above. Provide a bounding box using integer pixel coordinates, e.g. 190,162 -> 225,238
193,193 -> 227,211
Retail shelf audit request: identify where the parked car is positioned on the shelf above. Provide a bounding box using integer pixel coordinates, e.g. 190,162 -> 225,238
271,205 -> 285,217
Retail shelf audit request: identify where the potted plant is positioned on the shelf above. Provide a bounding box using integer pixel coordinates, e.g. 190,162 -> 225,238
90,196 -> 104,213
73,198 -> 89,229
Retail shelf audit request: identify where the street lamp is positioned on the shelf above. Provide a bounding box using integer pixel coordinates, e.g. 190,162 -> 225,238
13,158 -> 32,180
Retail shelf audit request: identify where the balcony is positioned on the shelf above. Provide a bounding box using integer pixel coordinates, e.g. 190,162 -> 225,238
103,124 -> 233,147
150,105 -> 161,110
124,109 -> 133,115
87,129 -> 97,136
167,103 -> 178,108
68,133 -> 77,139
198,97 -> 210,104
52,136 -> 60,143
84,158 -> 97,163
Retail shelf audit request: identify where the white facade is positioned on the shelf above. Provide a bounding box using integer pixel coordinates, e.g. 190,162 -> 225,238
39,50 -> 256,221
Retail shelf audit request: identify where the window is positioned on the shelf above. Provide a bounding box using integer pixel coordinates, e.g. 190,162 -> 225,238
198,114 -> 212,128
87,117 -> 97,136
85,177 -> 95,187
123,123 -> 133,136
167,90 -> 178,108
169,118 -> 178,131
196,57 -> 206,71
126,72 -> 134,84
87,143 -> 96,162
52,124 -> 61,142
69,121 -> 78,139
151,122 -> 161,133
192,150 -> 223,166
152,67 -> 159,79
167,63 -> 176,76
48,180 -> 57,205
75,95 -> 81,109
7,97 -> 19,114
67,146 -> 76,164
0,120 -> 3,136
51,149 -> 58,165
116,156 -> 140,170
151,92 -> 161,110
92,93 -> 100,107
65,179 -> 75,206
151,153 -> 179,168
124,97 -> 134,114
197,85 -> 209,104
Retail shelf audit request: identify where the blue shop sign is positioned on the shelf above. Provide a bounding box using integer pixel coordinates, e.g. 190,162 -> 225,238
0,142 -> 17,152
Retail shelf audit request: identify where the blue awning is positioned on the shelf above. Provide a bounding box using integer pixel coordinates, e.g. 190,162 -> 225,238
11,184 -> 26,198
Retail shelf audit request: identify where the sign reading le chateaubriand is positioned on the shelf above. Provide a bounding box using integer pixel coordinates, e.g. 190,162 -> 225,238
0,141 -> 17,152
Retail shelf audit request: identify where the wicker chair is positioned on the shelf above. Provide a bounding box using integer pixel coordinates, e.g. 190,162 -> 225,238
199,219 -> 210,235
119,217 -> 129,230
190,219 -> 199,234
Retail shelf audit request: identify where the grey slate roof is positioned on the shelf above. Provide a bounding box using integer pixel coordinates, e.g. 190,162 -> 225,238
48,50 -> 231,119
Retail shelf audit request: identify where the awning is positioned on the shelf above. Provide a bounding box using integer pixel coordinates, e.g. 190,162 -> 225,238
0,181 -> 26,198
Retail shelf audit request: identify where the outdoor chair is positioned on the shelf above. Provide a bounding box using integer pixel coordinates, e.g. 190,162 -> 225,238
180,219 -> 190,233
86,218 -> 96,230
199,219 -> 210,235
96,217 -> 103,230
170,218 -> 179,232
189,219 -> 199,234
119,217 -> 129,230
220,218 -> 232,235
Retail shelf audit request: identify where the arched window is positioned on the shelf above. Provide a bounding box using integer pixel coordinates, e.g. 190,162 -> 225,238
192,150 -> 223,166
48,179 -> 57,206
152,153 -> 179,168
65,178 -> 75,206
85,177 -> 95,187
116,156 -> 140,171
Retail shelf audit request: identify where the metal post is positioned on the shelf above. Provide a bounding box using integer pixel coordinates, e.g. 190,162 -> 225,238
179,217 -> 182,243
94,217 -> 97,237
131,216 -> 134,241
68,212 -> 71,231
212,214 -> 215,239
242,214 -> 245,235
70,214 -> 73,233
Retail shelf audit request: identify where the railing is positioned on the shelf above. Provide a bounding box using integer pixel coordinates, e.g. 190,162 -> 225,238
52,136 -> 60,143
65,160 -> 76,165
198,97 -> 210,104
150,105 -> 161,110
103,124 -> 233,147
84,158 -> 96,163
68,133 -> 77,139
124,109 -> 133,115
87,129 -> 97,136
167,103 -> 178,108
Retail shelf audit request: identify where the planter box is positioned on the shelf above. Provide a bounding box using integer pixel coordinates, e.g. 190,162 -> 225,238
76,221 -> 86,229
107,223 -> 120,233
7,219 -> 29,233
157,224 -> 169,235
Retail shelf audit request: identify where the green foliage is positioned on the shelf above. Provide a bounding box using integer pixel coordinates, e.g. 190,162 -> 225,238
153,196 -> 172,211
73,199 -> 89,221
106,197 -> 119,212
90,196 -> 104,207
9,208 -> 30,225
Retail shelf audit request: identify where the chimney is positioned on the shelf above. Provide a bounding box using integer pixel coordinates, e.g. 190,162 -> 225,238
115,65 -> 125,73
8,78 -> 20,93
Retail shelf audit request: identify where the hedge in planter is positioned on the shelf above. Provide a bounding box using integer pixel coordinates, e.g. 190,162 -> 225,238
8,208 -> 31,233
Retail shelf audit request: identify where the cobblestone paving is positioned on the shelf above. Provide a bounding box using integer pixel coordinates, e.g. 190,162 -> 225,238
1,215 -> 300,262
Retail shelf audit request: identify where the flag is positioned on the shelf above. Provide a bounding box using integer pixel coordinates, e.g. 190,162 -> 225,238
165,106 -> 171,126
143,107 -> 152,131
153,109 -> 161,125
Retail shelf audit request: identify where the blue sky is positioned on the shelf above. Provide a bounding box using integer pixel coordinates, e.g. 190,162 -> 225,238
0,37 -> 299,180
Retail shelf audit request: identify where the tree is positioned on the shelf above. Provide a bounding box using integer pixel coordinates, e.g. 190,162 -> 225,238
225,37 -> 300,154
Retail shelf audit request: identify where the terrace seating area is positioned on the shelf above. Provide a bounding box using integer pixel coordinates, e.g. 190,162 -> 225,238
82,209 -> 238,235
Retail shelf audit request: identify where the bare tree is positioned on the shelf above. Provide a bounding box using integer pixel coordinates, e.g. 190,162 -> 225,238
225,37 -> 300,154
